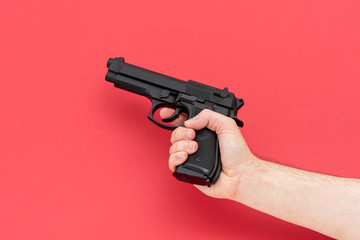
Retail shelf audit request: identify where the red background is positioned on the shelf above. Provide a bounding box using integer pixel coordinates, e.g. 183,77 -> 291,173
1,0 -> 359,239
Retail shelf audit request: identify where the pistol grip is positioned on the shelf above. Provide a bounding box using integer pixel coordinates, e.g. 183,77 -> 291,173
173,128 -> 221,187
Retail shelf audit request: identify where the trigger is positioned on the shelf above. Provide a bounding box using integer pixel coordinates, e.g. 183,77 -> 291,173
162,108 -> 181,123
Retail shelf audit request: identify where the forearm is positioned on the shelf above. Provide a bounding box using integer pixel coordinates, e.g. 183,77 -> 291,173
164,109 -> 360,238
234,157 -> 360,239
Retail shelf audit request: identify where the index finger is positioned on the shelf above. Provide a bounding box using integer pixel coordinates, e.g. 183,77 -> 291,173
159,108 -> 188,126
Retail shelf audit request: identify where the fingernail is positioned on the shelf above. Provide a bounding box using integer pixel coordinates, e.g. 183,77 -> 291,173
184,131 -> 192,139
187,142 -> 195,150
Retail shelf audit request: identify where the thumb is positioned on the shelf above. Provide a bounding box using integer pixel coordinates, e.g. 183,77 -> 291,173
184,109 -> 238,136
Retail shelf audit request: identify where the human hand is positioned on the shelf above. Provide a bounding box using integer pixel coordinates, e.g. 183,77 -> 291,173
160,108 -> 257,200
161,109 -> 360,239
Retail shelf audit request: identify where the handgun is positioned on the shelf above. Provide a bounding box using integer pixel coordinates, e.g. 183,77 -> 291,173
105,57 -> 244,187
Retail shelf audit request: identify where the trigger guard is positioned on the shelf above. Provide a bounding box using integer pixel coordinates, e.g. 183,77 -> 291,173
162,108 -> 181,123
147,99 -> 177,130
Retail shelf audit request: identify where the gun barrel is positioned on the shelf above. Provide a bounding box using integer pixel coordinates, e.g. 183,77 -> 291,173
106,57 -> 243,111
106,58 -> 187,93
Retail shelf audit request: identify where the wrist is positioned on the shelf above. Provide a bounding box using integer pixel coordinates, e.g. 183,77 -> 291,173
230,155 -> 264,202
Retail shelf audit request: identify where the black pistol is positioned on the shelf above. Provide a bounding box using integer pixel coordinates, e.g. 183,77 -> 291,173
105,57 -> 244,187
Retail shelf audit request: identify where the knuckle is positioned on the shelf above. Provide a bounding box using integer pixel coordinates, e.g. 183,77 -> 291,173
169,142 -> 177,154
226,117 -> 236,126
172,127 -> 186,142
202,109 -> 211,114
173,142 -> 182,152
169,144 -> 174,154
176,128 -> 184,139
168,154 -> 175,171
169,140 -> 198,154
169,141 -> 184,154
170,128 -> 181,143
168,152 -> 187,171
168,142 -> 176,154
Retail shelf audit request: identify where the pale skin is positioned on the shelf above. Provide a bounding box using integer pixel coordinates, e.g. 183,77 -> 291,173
160,108 -> 360,240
